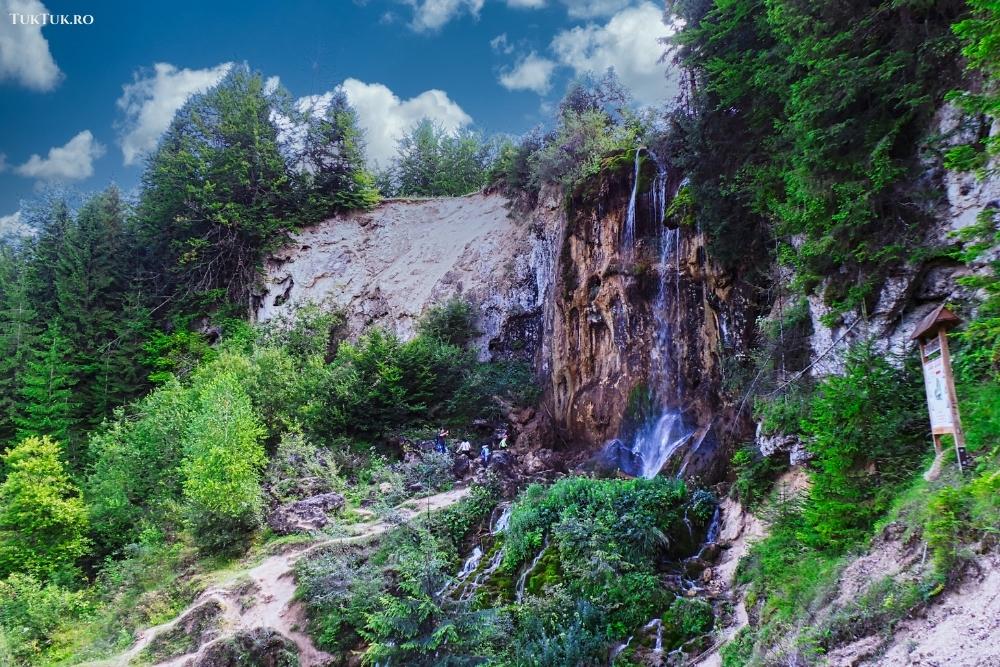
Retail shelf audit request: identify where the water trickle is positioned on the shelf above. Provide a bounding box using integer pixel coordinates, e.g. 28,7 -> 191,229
515,539 -> 548,603
705,505 -> 721,545
621,147 -> 643,251
458,547 -> 505,603
491,503 -> 513,535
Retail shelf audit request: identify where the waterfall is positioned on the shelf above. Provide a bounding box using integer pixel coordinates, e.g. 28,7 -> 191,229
631,412 -> 690,479
437,546 -> 484,597
624,151 -> 693,479
449,503 -> 513,602
621,148 -> 643,251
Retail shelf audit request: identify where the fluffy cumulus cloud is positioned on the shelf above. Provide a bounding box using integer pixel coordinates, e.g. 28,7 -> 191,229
499,52 -> 557,94
116,62 -> 232,166
15,130 -> 105,182
401,0 -> 484,32
0,0 -> 62,91
339,79 -> 472,167
551,2 -> 675,105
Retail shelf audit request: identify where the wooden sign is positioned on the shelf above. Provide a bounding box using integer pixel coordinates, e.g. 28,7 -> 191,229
911,305 -> 969,473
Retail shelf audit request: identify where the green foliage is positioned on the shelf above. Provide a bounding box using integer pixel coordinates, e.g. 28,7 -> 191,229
13,321 -> 80,459
503,477 -> 710,642
181,372 -> 267,554
731,443 -> 784,510
799,344 -> 925,549
0,436 -> 89,583
669,0 -> 965,304
946,0 -> 1000,176
662,596 -> 713,648
418,298 -> 479,348
265,431 -> 342,504
379,119 -> 500,197
86,380 -> 194,556
0,573 -> 94,666
290,89 -> 380,216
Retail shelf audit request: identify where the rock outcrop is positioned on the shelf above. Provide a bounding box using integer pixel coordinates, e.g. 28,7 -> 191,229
254,193 -> 561,364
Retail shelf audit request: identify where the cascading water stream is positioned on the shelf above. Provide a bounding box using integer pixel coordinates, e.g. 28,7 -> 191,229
622,149 -> 694,479
515,539 -> 549,603
621,148 -> 643,252
449,503 -> 513,602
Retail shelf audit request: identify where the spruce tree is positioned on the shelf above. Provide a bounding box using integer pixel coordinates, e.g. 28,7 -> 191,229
14,321 -> 80,467
0,255 -> 40,445
54,187 -> 132,426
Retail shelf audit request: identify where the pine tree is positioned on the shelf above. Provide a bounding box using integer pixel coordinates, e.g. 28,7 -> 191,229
0,254 -> 40,445
137,65 -> 298,312
54,187 -> 132,426
14,321 -> 80,467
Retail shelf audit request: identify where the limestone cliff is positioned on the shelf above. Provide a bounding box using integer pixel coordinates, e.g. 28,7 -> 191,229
253,157 -> 760,477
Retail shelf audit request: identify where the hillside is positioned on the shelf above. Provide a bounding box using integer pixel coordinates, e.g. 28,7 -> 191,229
0,1 -> 998,666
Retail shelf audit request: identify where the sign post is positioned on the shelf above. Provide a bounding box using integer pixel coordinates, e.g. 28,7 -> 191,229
910,305 -> 969,475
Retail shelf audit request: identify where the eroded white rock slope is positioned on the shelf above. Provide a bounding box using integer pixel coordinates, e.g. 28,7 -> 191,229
254,193 -> 560,361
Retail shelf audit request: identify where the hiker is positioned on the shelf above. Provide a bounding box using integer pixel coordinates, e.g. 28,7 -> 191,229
480,444 -> 491,465
458,440 -> 473,457
434,428 -> 449,454
497,431 -> 508,450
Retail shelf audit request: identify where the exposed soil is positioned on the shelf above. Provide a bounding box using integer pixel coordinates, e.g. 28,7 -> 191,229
95,486 -> 470,667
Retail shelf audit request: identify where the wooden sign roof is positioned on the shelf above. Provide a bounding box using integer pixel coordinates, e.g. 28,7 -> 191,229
910,304 -> 962,341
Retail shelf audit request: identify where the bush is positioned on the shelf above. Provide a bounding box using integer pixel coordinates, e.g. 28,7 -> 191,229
181,374 -> 267,554
0,573 -> 93,665
0,436 -> 89,583
731,443 -> 784,510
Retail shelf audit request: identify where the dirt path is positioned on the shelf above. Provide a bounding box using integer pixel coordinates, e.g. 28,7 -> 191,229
95,486 -> 471,667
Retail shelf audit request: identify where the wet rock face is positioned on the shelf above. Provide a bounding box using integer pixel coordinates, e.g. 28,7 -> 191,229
543,160 -> 757,458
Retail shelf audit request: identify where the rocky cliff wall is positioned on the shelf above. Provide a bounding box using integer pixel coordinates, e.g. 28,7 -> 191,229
252,165 -> 760,473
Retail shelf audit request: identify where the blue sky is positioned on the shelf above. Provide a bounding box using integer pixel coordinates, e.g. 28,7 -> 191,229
0,0 -> 675,224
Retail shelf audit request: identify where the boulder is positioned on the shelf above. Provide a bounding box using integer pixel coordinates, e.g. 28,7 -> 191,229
266,492 -> 345,535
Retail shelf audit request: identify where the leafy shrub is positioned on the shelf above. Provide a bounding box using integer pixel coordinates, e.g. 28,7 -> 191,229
0,574 -> 93,665
181,373 -> 267,554
731,443 -> 784,510
0,436 -> 89,583
662,596 -> 713,649
264,432 -> 342,504
87,380 -> 194,556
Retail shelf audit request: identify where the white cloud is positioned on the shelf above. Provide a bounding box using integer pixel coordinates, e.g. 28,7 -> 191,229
490,33 -> 514,54
559,0 -> 632,18
0,153 -> 7,172
499,53 -> 557,94
551,2 -> 675,106
0,0 -> 62,91
507,0 -> 546,7
0,210 -> 33,239
340,79 -> 472,167
15,130 -> 105,182
264,75 -> 281,95
402,0 -> 484,32
116,62 -> 232,166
